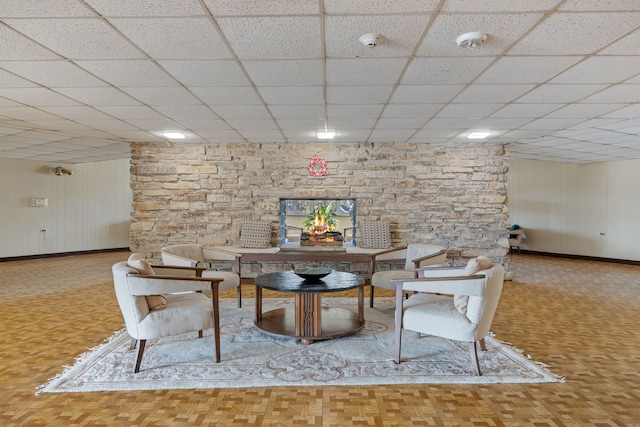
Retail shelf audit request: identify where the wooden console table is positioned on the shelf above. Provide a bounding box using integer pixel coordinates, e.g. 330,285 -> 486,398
254,271 -> 365,344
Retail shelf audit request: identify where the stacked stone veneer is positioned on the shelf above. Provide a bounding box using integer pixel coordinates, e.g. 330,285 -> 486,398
130,141 -> 511,277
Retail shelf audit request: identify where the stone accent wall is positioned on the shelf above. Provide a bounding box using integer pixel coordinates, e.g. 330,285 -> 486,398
129,141 -> 511,275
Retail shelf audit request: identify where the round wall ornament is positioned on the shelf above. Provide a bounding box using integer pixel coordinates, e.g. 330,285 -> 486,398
308,157 -> 328,176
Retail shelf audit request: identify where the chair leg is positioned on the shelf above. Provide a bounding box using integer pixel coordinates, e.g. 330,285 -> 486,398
369,285 -> 375,308
129,338 -> 137,350
211,283 -> 221,363
134,339 -> 146,373
198,330 -> 203,338
479,338 -> 486,352
236,285 -> 242,308
469,341 -> 481,376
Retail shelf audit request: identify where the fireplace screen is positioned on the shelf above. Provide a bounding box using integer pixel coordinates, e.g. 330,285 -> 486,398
279,198 -> 356,247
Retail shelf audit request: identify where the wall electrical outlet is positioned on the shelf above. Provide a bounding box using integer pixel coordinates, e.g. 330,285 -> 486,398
31,198 -> 48,207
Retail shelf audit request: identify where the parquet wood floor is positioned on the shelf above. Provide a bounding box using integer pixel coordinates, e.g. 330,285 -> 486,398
1,252 -> 639,426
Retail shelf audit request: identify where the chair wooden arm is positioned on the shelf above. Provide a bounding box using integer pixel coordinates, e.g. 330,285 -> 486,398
411,249 -> 447,268
393,275 -> 486,296
370,243 -> 408,260
127,274 -> 222,295
151,264 -> 207,277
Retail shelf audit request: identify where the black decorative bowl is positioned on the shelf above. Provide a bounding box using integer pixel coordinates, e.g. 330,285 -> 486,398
293,267 -> 333,281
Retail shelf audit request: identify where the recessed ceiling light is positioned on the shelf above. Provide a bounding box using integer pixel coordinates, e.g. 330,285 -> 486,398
162,132 -> 187,139
316,130 -> 336,140
467,131 -> 491,140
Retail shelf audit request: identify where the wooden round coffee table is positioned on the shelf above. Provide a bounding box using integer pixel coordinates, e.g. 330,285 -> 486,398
254,271 -> 365,344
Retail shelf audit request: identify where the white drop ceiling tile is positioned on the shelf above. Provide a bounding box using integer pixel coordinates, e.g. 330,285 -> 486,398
84,0 -> 206,16
380,104 -> 442,119
120,87 -> 202,106
602,104 -> 640,119
281,129 -> 319,140
453,84 -> 535,103
420,118 -> 473,130
579,85 -> 640,103
76,60 -> 178,86
158,60 -> 249,87
0,70 -> 39,88
153,105 -> 220,121
520,118 -> 586,130
369,129 -> 415,140
123,118 -> 181,129
0,88 -> 79,107
411,128 -> 460,139
559,0 -> 640,11
491,103 -> 564,118
224,119 -> 278,130
327,86 -> 394,104
99,130 -> 158,141
599,28 -> 640,55
501,130 -> 562,139
476,56 -> 582,84
242,60 -> 323,86
0,26 -> 61,60
551,57 -> 640,84
55,87 -> 141,106
441,0 -> 562,12
27,120 -> 94,131
516,84 -> 609,103
40,106 -> 114,120
375,119 -> 426,130
95,106 -> 166,120
328,105 -> 384,119
217,17 -> 321,59
4,18 -> 144,59
511,13 -> 640,55
269,105 -> 324,120
276,119 -> 323,130
327,59 -> 407,85
110,18 -> 232,59
469,118 -> 532,129
203,0 -> 318,16
209,106 -> 271,120
326,15 -> 429,58
333,130 -> 371,141
325,0 -> 439,13
258,87 -> 323,105
0,60 -> 107,88
0,0 -> 94,17
402,57 -> 496,85
178,119 -> 233,131
190,87 -> 263,105
418,13 -> 542,57
329,118 -> 377,129
436,104 -> 502,119
544,104 -> 624,119
74,120 -> 139,132
192,129 -> 242,139
567,118 -> 625,130
0,106 -> 58,121
390,85 -> 465,104
239,130 -> 285,141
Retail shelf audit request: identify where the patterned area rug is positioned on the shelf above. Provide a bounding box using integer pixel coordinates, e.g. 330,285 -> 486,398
38,298 -> 562,393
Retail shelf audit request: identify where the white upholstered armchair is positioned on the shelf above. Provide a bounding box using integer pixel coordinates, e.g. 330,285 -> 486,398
112,262 -> 224,373
161,244 -> 242,307
370,244 -> 447,307
392,263 -> 505,375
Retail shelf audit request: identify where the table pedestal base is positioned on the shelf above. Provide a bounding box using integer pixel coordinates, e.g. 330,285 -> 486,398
255,305 -> 364,344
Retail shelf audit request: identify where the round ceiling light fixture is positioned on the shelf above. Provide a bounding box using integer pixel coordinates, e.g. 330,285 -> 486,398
359,33 -> 382,48
456,31 -> 487,48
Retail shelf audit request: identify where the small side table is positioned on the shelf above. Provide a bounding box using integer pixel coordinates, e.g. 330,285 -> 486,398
254,271 -> 365,344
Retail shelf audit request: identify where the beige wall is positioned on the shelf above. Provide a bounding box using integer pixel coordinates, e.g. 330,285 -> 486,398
129,141 -> 510,272
0,157 -> 131,258
507,158 -> 640,261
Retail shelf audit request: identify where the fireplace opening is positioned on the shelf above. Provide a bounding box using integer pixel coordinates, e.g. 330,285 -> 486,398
279,198 -> 356,248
